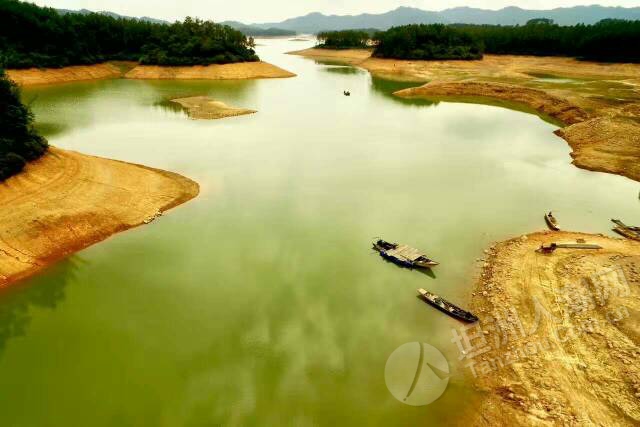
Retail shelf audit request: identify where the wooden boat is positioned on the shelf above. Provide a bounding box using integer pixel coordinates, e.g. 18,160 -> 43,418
372,239 -> 438,268
544,212 -> 560,231
613,226 -> 640,241
612,219 -> 640,232
417,289 -> 478,323
343,90 -> 351,96
611,219 -> 640,241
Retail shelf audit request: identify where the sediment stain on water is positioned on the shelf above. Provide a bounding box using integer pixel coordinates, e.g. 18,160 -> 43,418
1,39 -> 638,426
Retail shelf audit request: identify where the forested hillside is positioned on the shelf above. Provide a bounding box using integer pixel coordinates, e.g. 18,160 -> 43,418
373,24 -> 483,60
372,20 -> 640,62
0,0 -> 258,68
0,69 -> 48,180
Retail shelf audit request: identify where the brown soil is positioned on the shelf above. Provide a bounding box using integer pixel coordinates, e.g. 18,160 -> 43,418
7,60 -> 295,86
555,117 -> 640,181
125,61 -> 296,80
292,48 -> 640,182
0,147 -> 199,288
395,81 -> 589,125
170,96 -> 256,120
468,231 -> 640,426
6,63 -> 125,86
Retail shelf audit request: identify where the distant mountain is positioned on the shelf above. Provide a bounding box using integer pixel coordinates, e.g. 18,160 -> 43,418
248,5 -> 640,33
220,21 -> 296,36
440,5 -> 640,25
254,8 -> 441,33
56,8 -> 169,24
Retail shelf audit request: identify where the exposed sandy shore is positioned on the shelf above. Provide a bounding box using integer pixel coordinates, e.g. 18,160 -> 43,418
7,61 -> 295,86
291,48 -> 640,182
0,147 -> 199,288
6,63 -> 125,86
125,61 -> 296,80
395,81 -> 589,125
170,96 -> 256,120
468,231 -> 640,426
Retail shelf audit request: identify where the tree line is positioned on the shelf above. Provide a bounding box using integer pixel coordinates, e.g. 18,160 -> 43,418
316,30 -> 371,49
317,19 -> 640,62
0,68 -> 48,180
0,0 -> 258,69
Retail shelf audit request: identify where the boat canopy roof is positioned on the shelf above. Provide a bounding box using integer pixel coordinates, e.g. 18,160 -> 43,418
386,244 -> 425,262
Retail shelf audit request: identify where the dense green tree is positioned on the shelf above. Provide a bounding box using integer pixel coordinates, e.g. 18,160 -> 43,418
316,30 -> 371,49
372,20 -> 640,62
0,68 -> 48,180
0,0 -> 258,68
373,24 -> 483,60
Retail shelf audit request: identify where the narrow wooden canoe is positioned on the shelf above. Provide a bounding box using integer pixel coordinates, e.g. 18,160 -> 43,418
612,219 -> 640,232
417,288 -> 478,323
613,226 -> 640,241
545,212 -> 560,231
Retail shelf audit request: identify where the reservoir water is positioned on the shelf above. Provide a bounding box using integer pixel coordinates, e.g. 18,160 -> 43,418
2,38 -> 638,426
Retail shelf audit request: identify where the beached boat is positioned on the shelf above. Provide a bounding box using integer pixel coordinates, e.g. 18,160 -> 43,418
612,219 -> 640,232
538,242 -> 602,253
613,226 -> 640,241
372,239 -> 438,268
544,212 -> 560,231
417,288 -> 478,323
611,219 -> 640,241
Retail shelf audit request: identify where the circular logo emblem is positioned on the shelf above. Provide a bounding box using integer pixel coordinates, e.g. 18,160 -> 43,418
384,342 -> 450,406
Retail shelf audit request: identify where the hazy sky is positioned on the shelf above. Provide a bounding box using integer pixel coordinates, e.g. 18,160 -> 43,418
32,0 -> 639,23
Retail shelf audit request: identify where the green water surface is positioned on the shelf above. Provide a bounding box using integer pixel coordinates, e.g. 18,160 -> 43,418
2,39 -> 639,426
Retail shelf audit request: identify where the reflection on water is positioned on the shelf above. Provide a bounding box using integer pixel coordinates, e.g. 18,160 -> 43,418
0,258 -> 80,356
322,65 -> 366,76
369,76 -> 438,107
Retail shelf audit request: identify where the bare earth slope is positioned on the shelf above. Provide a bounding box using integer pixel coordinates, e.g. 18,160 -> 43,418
291,48 -> 640,183
0,147 -> 199,287
6,63 -> 124,86
125,61 -> 296,80
469,231 -> 640,426
7,61 -> 296,86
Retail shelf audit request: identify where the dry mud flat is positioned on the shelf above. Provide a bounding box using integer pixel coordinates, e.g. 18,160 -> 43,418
124,61 -> 295,80
170,96 -> 256,120
468,231 -> 640,426
0,147 -> 199,288
292,48 -> 640,183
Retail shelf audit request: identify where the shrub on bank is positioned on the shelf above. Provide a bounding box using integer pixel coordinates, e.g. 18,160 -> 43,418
0,69 -> 48,180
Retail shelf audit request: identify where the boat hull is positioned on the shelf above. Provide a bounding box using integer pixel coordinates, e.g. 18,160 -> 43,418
545,214 -> 560,231
417,291 -> 478,323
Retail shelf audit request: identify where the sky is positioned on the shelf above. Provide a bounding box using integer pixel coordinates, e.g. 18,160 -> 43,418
32,0 -> 640,23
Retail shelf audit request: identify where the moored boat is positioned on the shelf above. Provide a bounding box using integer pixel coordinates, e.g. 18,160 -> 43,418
613,226 -> 640,241
372,239 -> 438,268
545,211 -> 560,231
611,219 -> 640,241
417,288 -> 478,323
